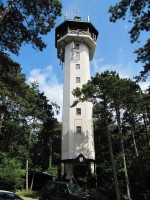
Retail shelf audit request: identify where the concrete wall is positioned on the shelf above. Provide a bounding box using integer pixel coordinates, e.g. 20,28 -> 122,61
62,41 -> 95,161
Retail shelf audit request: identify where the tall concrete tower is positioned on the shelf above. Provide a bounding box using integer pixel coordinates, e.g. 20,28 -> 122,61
55,16 -> 98,180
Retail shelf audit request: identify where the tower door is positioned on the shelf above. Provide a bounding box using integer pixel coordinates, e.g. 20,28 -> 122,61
73,164 -> 86,178
73,164 -> 87,188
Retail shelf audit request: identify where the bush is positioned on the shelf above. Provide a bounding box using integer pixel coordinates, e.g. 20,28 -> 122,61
46,166 -> 59,181
0,153 -> 25,191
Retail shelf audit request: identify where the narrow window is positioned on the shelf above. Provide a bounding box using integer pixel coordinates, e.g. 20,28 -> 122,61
75,43 -> 80,50
76,77 -> 80,83
76,64 -> 80,69
76,126 -> 81,134
76,108 -> 81,115
76,52 -> 80,59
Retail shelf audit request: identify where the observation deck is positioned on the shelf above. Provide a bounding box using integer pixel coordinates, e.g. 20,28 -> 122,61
55,17 -> 99,62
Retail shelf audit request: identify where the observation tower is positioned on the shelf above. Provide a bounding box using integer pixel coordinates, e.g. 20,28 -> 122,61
55,15 -> 98,180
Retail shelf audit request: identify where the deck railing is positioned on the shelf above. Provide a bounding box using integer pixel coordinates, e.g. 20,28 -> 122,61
57,28 -> 97,42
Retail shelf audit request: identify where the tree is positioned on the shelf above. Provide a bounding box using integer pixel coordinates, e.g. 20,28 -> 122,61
140,87 -> 150,146
19,82 -> 59,190
0,53 -> 60,190
72,71 -> 122,200
0,0 -> 62,54
72,71 -> 149,199
109,0 -> 150,80
0,152 -> 25,191
0,52 -> 29,152
0,0 -> 62,191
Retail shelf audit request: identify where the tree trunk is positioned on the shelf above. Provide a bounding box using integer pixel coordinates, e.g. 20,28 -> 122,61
104,101 -> 121,200
26,131 -> 31,190
130,129 -> 145,192
0,0 -> 14,23
128,110 -> 146,192
26,159 -> 29,191
116,109 -> 131,200
0,113 -> 4,134
106,127 -> 121,200
30,172 -> 35,190
143,112 -> 150,147
0,96 -> 8,134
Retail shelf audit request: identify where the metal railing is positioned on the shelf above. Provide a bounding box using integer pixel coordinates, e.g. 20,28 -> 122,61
57,28 -> 96,42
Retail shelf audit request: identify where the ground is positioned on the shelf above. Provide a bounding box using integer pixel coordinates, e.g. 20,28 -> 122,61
21,197 -> 37,200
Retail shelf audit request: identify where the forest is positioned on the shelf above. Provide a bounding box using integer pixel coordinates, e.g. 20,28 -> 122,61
0,1 -> 149,200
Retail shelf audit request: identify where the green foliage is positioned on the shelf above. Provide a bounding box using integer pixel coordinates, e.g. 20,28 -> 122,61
134,39 -> 150,81
73,70 -> 150,199
17,190 -> 39,198
0,52 -> 60,189
0,0 -> 62,54
0,0 -> 62,192
109,0 -> 150,80
47,166 -> 59,181
0,153 -> 25,190
0,51 -> 28,101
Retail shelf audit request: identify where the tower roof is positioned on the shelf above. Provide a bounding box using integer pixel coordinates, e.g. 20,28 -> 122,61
55,17 -> 99,48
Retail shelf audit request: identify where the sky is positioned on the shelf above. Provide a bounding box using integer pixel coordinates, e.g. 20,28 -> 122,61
10,0 -> 150,121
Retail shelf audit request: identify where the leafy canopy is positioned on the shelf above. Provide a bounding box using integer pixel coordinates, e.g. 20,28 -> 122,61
109,0 -> 150,80
0,0 -> 62,54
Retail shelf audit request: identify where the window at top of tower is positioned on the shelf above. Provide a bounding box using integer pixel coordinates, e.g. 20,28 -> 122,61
76,52 -> 80,59
72,52 -> 80,60
75,43 -> 80,50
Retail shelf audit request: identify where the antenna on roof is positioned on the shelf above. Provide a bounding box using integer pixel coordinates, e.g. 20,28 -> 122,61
64,12 -> 67,21
73,0 -> 79,17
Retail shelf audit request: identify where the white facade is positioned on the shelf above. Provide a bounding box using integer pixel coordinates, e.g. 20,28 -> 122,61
62,42 -> 95,160
55,18 -> 98,178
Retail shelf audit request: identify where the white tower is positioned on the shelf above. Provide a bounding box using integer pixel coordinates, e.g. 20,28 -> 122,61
55,16 -> 98,180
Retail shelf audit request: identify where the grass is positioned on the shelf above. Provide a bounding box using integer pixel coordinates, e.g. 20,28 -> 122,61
17,190 -> 39,199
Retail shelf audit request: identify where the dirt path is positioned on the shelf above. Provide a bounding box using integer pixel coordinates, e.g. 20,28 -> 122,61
21,197 -> 38,200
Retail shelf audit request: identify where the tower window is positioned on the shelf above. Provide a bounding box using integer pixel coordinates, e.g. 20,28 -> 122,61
76,77 -> 80,83
76,64 -> 80,69
76,108 -> 81,115
75,43 -> 80,50
76,52 -> 80,59
76,126 -> 82,134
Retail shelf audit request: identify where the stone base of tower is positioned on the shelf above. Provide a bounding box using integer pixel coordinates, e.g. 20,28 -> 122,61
61,154 -> 97,189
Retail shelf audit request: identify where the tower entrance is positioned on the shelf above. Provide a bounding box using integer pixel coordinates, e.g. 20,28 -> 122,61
74,163 -> 86,178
